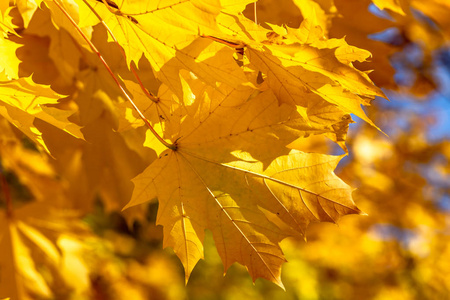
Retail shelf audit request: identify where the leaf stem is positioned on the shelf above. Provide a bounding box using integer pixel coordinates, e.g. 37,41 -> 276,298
53,0 -> 175,150
81,0 -> 159,103
201,34 -> 245,49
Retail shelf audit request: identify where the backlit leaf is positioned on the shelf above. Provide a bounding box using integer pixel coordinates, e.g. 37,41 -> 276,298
125,82 -> 362,286
0,77 -> 83,153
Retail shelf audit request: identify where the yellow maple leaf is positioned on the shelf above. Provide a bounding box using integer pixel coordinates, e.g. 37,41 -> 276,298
212,13 -> 383,127
330,0 -> 398,88
243,0 -> 399,89
76,0 -> 250,97
0,77 -> 84,154
124,81 -> 362,287
284,19 -> 373,66
247,45 -> 380,127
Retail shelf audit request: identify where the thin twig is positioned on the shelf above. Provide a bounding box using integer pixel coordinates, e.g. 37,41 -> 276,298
81,0 -> 159,103
53,0 -> 175,150
200,35 -> 245,48
201,35 -> 245,56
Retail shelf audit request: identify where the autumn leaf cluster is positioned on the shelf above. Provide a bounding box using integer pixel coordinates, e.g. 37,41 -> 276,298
1,0 -> 449,299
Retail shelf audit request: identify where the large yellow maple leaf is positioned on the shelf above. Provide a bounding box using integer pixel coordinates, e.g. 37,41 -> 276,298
124,81 -> 362,287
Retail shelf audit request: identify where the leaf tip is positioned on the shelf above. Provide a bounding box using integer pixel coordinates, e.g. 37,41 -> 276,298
275,279 -> 286,291
121,203 -> 132,212
359,210 -> 369,216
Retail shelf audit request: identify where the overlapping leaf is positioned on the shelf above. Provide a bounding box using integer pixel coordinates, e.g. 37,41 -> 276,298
211,13 -> 384,127
125,81 -> 362,286
0,77 -> 83,153
76,0 -> 250,96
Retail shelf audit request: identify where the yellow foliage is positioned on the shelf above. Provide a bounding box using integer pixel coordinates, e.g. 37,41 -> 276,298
0,0 -> 449,298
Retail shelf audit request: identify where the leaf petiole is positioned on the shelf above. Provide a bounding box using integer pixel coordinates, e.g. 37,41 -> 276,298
201,34 -> 245,49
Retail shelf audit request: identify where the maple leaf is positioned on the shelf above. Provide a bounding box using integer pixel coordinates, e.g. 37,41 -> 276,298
0,77 -> 84,154
211,13 -> 384,127
246,44 -> 381,126
124,81 -> 362,287
76,0 -> 251,96
282,20 -> 373,68
329,0 -> 398,89
242,0 -> 401,89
